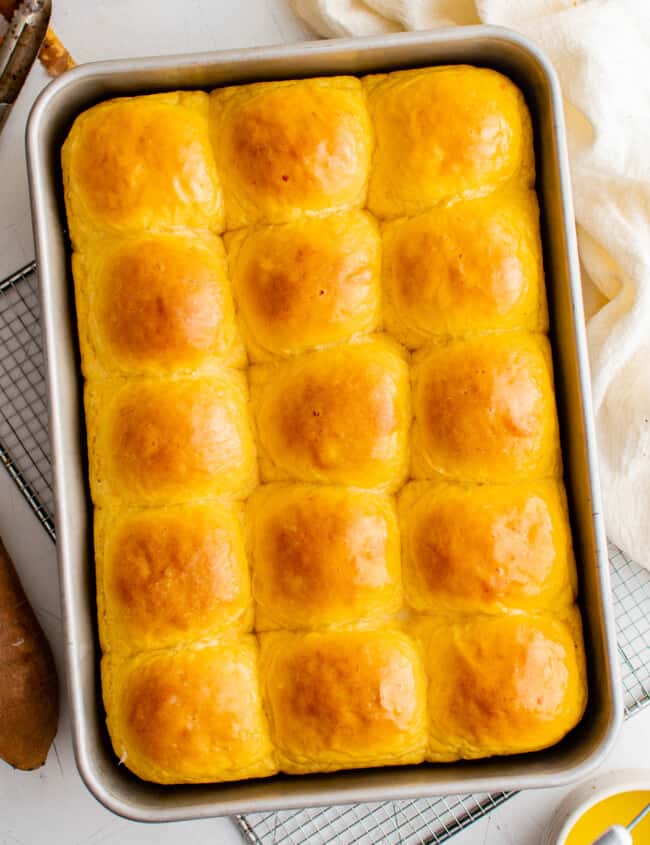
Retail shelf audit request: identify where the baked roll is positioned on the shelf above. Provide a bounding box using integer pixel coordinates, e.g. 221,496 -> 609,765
95,503 -> 252,654
260,628 -> 427,774
411,333 -> 561,483
247,484 -> 402,630
417,610 -> 587,761
399,480 -> 576,615
226,211 -> 381,361
210,77 -> 372,227
62,92 -> 223,248
102,639 -> 277,784
250,337 -> 410,491
73,232 -> 244,379
364,66 -> 534,218
382,190 -> 547,346
85,373 -> 258,507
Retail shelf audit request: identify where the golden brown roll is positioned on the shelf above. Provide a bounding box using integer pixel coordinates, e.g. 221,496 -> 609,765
399,480 -> 576,615
250,336 -> 410,491
102,639 -> 277,784
73,232 -> 244,379
382,190 -> 547,346
226,211 -> 382,361
85,373 -> 258,507
364,66 -> 534,218
416,610 -> 587,761
210,77 -> 373,227
247,484 -> 402,630
61,92 -> 223,247
95,503 -> 252,654
411,333 -> 561,483
260,628 -> 427,774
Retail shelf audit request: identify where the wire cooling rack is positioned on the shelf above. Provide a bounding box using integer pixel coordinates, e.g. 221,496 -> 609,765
0,262 -> 55,539
1,262 -> 649,845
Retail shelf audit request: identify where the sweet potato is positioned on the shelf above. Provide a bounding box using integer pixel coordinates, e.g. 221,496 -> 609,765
0,537 -> 58,770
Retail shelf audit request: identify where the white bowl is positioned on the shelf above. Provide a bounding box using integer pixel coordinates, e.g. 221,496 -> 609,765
543,768 -> 650,845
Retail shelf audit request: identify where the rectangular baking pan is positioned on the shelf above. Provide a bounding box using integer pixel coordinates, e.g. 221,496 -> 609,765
26,26 -> 623,822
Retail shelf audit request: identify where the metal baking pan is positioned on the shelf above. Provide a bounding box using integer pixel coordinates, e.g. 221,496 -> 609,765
26,26 -> 623,822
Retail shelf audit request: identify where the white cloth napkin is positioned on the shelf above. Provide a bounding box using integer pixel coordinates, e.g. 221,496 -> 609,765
291,0 -> 650,570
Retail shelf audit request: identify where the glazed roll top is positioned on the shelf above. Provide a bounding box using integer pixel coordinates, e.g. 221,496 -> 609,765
364,66 -> 534,217
399,480 -> 576,615
62,65 -> 586,786
102,640 -> 276,784
210,77 -> 372,227
247,484 -> 402,631
96,503 -> 252,654
62,92 -> 224,245
250,336 -> 411,490
260,629 -> 427,773
417,611 -> 587,761
381,190 -> 547,345
411,333 -> 562,483
225,211 -> 381,361
73,233 -> 244,379
86,374 -> 258,507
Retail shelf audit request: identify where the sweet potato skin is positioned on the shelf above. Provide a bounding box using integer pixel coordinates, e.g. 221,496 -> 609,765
0,538 -> 59,770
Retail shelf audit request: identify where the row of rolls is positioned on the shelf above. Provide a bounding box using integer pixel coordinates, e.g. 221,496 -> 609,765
62,65 -> 587,784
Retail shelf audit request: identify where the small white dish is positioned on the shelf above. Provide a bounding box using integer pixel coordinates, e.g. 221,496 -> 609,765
543,768 -> 650,845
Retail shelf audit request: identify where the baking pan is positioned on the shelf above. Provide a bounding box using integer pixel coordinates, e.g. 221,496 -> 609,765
26,26 -> 623,822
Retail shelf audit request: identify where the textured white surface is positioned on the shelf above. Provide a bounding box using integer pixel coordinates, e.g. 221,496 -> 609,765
0,3 -> 646,843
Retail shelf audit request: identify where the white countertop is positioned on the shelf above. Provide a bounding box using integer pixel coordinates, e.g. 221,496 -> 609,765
1,3 -> 648,843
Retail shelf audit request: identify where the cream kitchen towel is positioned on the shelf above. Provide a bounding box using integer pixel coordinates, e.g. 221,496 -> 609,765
291,0 -> 650,570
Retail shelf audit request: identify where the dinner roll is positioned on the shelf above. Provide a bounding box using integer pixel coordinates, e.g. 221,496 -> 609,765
226,211 -> 381,360
399,480 -> 576,615
95,503 -> 252,654
260,628 -> 427,774
247,484 -> 401,630
210,77 -> 372,227
382,190 -> 546,346
364,65 -> 534,218
62,92 -> 223,247
417,610 -> 587,761
85,373 -> 258,507
73,232 -> 244,378
250,336 -> 410,491
103,639 -> 276,783
411,333 -> 561,483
